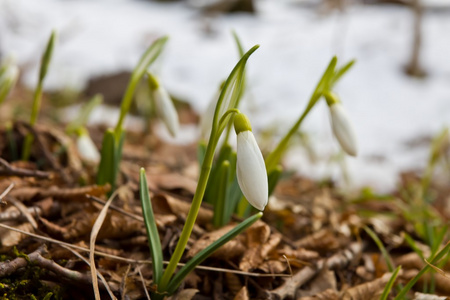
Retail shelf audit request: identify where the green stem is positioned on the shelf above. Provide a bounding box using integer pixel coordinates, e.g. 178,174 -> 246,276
22,82 -> 43,160
157,142 -> 215,291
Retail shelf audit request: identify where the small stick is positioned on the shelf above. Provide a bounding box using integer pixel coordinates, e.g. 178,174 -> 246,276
0,157 -> 51,179
0,183 -> 14,205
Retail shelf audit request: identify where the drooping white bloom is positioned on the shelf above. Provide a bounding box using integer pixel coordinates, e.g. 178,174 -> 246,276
234,113 -> 268,211
149,74 -> 179,137
329,103 -> 358,156
77,132 -> 100,163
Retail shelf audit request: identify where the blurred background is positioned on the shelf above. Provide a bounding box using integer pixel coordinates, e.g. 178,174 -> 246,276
0,0 -> 449,191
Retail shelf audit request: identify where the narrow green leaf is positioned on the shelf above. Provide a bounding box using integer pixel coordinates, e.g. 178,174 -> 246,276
363,226 -> 395,272
197,141 -> 207,166
225,177 -> 242,223
268,165 -> 283,196
232,31 -> 245,58
112,129 -> 125,190
403,232 -> 424,260
213,160 -> 230,228
166,212 -> 263,295
5,122 -> 17,161
97,129 -> 115,186
140,168 -> 163,285
39,31 -> 57,83
395,241 -> 450,300
331,59 -> 355,87
380,266 -> 401,300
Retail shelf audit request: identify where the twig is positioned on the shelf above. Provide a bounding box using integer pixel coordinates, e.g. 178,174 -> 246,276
0,223 -> 291,278
0,183 -> 14,206
270,242 -> 365,299
138,266 -> 151,300
0,157 -> 51,179
0,246 -> 46,277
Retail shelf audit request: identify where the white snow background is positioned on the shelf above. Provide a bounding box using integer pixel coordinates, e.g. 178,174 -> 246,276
1,0 -> 449,191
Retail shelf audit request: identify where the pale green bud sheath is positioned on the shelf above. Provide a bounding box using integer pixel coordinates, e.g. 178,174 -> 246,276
234,113 -> 268,211
324,92 -> 358,156
0,65 -> 19,105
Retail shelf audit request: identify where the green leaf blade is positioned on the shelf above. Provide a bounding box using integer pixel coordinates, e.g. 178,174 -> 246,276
140,168 -> 164,285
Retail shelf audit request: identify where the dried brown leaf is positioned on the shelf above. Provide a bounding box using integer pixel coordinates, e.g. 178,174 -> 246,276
341,272 -> 391,300
414,292 -> 449,300
294,229 -> 341,253
299,289 -> 339,300
240,223 -> 281,272
0,222 -> 34,248
187,224 -> 246,260
258,260 -> 288,274
225,272 -> 243,295
148,172 -> 197,195
233,286 -> 249,300
171,288 -> 199,300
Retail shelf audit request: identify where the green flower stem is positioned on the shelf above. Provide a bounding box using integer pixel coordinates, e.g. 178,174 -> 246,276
21,82 -> 43,160
265,56 -> 337,172
157,142 -> 215,291
158,46 -> 258,292
22,31 -> 56,161
114,36 -> 168,139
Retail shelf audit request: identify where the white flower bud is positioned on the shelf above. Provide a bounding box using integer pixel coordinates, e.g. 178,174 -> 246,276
149,74 -> 179,137
235,113 -> 268,211
329,103 -> 358,156
77,133 -> 100,163
199,91 -> 218,140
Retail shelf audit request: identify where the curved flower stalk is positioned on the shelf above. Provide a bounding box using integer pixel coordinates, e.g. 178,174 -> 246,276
0,63 -> 19,105
324,91 -> 358,156
147,73 -> 179,137
76,128 -> 100,163
234,113 -> 268,211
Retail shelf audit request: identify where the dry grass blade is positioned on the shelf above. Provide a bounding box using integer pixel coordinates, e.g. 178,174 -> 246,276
7,197 -> 38,229
0,222 -> 291,277
62,245 -> 117,300
138,266 -> 151,300
89,188 -> 121,300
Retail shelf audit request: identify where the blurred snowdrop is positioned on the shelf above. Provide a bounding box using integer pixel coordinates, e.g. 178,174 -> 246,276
0,60 -> 19,105
148,73 -> 179,137
76,129 -> 100,163
325,92 -> 358,156
234,113 -> 268,211
199,81 -> 225,140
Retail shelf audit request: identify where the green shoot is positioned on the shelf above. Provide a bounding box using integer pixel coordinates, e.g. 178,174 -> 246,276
395,241 -> 450,300
380,266 -> 402,300
139,168 -> 163,285
363,226 -> 395,272
213,160 -> 230,227
22,30 -> 56,161
97,36 -> 168,188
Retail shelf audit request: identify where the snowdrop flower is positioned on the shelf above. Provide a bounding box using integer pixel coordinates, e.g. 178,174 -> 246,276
76,129 -> 100,163
234,113 -> 268,211
0,64 -> 19,104
325,92 -> 358,156
148,73 -> 179,137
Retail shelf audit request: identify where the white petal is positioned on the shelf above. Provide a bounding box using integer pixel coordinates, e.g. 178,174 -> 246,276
77,134 -> 100,163
329,103 -> 358,156
154,87 -> 179,137
236,131 -> 268,211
